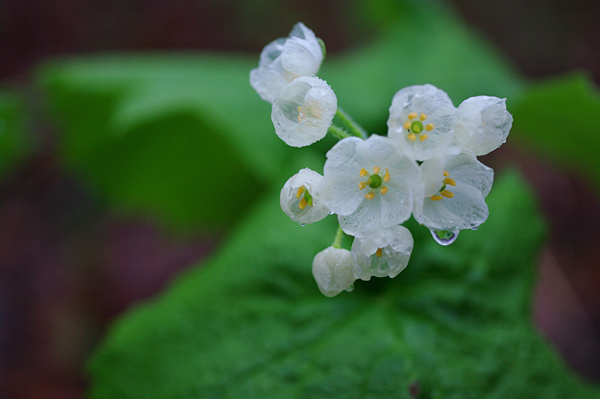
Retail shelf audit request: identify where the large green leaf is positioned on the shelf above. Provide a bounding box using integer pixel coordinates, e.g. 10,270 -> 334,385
88,172 -> 599,398
511,73 -> 600,187
38,54 -> 296,230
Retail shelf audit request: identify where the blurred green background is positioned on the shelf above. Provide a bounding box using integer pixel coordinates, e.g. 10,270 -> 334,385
1,0 -> 599,397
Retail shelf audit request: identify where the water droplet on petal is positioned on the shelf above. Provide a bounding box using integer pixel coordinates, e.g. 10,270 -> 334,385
346,284 -> 354,292
328,210 -> 334,215
471,226 -> 478,231
300,223 -> 306,227
430,229 -> 459,246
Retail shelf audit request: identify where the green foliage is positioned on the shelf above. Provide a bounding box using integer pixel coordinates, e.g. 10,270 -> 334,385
88,172 -> 599,398
511,73 -> 600,187
0,90 -> 28,177
38,55 -> 299,230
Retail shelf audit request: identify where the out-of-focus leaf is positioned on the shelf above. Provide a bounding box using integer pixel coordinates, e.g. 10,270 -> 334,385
323,0 -> 524,132
38,54 -> 297,230
88,171 -> 599,398
511,73 -> 600,187
0,90 -> 27,178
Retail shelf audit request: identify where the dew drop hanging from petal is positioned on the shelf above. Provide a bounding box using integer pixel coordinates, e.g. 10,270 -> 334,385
430,229 -> 459,246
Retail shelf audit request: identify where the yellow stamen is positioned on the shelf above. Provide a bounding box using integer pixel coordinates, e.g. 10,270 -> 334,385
358,182 -> 367,190
407,133 -> 417,141
430,195 -> 443,201
440,190 -> 454,198
365,192 -> 375,200
299,198 -> 308,209
383,168 -> 391,182
419,134 -> 429,141
380,186 -> 388,195
408,112 -> 418,120
443,177 -> 456,186
375,248 -> 383,257
296,186 -> 306,199
359,168 -> 368,177
403,121 -> 411,130
443,170 -> 450,177
373,166 -> 381,174
425,123 -> 435,131
419,113 -> 427,121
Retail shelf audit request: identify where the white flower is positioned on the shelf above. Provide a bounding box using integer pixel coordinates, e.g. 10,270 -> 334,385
321,135 -> 421,236
250,22 -> 324,103
312,247 -> 356,297
453,96 -> 513,156
271,76 -> 337,147
413,148 -> 494,232
352,225 -> 414,281
387,84 -> 457,161
280,168 -> 330,225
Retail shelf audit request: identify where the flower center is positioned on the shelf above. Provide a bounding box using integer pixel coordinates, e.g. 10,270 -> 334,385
297,100 -> 324,122
296,186 -> 314,209
403,112 -> 435,142
430,170 -> 456,201
358,166 -> 391,200
375,248 -> 383,257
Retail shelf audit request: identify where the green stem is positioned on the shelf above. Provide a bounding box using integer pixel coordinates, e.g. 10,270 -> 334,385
335,107 -> 368,139
331,225 -> 345,249
328,125 -> 351,140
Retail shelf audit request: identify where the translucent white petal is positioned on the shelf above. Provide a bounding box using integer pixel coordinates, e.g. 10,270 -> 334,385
445,150 -> 494,198
414,150 -> 493,231
312,247 -> 356,297
271,76 -> 337,147
321,137 -> 364,215
250,23 -> 323,103
321,173 -> 364,216
338,197 -> 385,236
454,96 -> 512,156
249,59 -> 289,103
414,188 -> 489,231
280,168 -> 330,225
352,225 -> 413,280
419,156 -> 444,197
323,137 -> 364,171
281,23 -> 323,76
387,84 -> 457,161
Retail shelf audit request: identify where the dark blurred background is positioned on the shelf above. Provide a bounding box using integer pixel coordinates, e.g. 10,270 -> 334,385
1,0 -> 599,398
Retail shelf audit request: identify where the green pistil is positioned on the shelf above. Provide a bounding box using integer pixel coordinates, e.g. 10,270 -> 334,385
368,174 -> 383,189
304,190 -> 313,207
411,120 -> 424,133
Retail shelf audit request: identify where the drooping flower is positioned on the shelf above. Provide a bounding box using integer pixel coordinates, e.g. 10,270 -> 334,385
352,225 -> 414,281
453,96 -> 513,156
320,135 -> 421,236
413,148 -> 494,232
250,22 -> 324,103
387,84 -> 457,161
271,76 -> 337,147
280,168 -> 330,225
312,247 -> 356,297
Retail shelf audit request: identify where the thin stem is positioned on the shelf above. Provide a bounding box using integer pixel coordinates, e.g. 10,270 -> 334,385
335,107 -> 368,139
331,225 -> 345,249
327,125 -> 351,140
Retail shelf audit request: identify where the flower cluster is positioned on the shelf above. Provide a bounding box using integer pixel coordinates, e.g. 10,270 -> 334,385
251,23 -> 512,297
